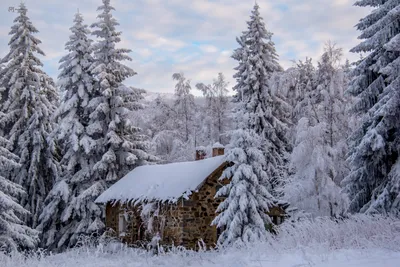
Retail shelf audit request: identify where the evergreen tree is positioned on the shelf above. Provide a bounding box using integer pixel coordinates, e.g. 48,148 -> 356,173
37,12 -> 98,251
212,104 -> 275,246
343,0 -> 400,215
90,0 -> 153,182
238,3 -> 290,193
0,61 -> 5,110
0,136 -> 38,253
0,3 -> 59,228
212,4 -> 278,245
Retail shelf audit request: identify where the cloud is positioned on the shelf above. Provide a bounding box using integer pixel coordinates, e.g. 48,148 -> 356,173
135,31 -> 186,51
0,0 -> 372,94
199,45 -> 219,53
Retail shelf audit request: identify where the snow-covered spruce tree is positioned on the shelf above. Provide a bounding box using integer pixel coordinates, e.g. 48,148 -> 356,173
343,0 -> 400,215
90,0 -> 154,181
238,3 -> 291,193
284,44 -> 349,217
0,3 -> 59,228
37,12 -> 99,251
196,72 -> 230,144
212,4 -> 280,245
211,107 -> 275,246
0,61 -> 5,110
172,72 -> 196,143
0,136 -> 38,253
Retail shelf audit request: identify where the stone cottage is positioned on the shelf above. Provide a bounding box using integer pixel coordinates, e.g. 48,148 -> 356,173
95,144 -> 287,249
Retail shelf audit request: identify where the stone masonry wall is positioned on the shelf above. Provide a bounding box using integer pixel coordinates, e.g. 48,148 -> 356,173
105,201 -> 184,247
179,163 -> 229,249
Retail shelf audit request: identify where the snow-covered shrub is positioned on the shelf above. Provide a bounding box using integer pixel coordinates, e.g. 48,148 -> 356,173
276,214 -> 400,251
1,215 -> 399,267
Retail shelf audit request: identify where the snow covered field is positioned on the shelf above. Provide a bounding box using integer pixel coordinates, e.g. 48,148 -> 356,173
3,215 -> 399,267
3,247 -> 399,267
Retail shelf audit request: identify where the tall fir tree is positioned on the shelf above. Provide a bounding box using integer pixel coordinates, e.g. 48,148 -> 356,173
0,136 -> 38,253
90,0 -> 154,183
37,12 -> 99,251
238,3 -> 290,194
0,3 -> 59,228
212,4 -> 278,246
211,111 -> 275,246
343,0 -> 400,215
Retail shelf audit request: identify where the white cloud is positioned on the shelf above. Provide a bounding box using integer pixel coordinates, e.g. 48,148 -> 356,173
199,45 -> 219,53
0,0 -> 372,94
135,31 -> 186,51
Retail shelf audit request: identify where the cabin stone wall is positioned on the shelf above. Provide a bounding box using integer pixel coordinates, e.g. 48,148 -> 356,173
105,203 -> 143,245
179,163 -> 229,249
105,201 -> 185,247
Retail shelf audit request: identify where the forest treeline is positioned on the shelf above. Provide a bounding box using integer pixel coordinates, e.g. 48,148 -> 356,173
0,0 -> 399,253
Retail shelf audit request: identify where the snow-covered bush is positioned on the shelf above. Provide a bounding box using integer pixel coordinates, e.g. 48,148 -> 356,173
1,215 -> 399,267
276,214 -> 400,251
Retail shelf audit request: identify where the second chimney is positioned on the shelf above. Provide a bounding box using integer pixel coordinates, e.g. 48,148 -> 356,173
195,146 -> 206,160
212,142 -> 225,157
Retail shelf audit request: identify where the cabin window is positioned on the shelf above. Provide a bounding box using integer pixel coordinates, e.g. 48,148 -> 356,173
118,214 -> 127,237
272,215 -> 281,225
271,216 -> 284,225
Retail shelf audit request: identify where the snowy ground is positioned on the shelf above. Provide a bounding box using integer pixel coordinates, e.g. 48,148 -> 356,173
3,215 -> 400,267
3,247 -> 399,267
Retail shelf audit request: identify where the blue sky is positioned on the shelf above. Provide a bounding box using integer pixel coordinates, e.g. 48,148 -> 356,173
0,0 -> 370,95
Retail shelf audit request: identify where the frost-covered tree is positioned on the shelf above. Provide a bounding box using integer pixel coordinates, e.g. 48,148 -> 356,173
343,0 -> 400,215
0,62 -> 5,110
292,58 -> 316,122
284,43 -> 350,217
90,0 -> 154,181
0,136 -> 38,253
172,72 -> 196,142
285,118 -> 348,217
196,73 -> 230,144
237,3 -> 290,193
147,93 -> 194,163
212,4 -> 280,245
0,3 -> 59,228
37,12 -> 98,251
212,108 -> 275,246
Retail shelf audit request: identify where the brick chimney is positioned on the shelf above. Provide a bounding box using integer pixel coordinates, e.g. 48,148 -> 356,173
195,146 -> 206,160
212,142 -> 225,157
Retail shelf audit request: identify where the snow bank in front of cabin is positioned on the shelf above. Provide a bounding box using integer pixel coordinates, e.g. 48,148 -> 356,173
3,247 -> 400,267
95,155 -> 226,203
2,215 -> 400,267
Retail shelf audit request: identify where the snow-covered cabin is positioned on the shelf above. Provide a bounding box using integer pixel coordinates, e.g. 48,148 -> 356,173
95,143 -> 287,249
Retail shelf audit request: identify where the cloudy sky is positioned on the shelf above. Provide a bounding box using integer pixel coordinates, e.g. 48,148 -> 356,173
0,0 -> 371,95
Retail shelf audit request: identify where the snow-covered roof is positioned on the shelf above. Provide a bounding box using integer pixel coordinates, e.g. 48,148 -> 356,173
212,142 -> 224,149
195,146 -> 206,151
95,155 -> 226,204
